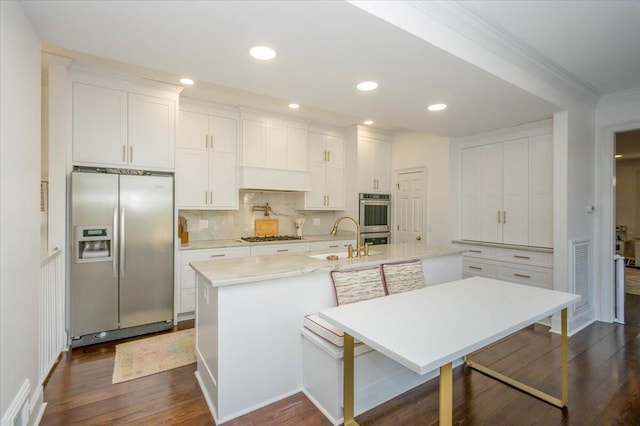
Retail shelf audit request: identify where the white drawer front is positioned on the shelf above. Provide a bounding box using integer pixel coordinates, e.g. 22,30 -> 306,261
496,248 -> 552,267
181,246 -> 251,265
309,240 -> 356,251
457,244 -> 497,259
250,243 -> 310,256
498,264 -> 552,289
463,259 -> 498,278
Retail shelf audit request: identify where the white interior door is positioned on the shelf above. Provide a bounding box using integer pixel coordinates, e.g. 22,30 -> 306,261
397,170 -> 425,243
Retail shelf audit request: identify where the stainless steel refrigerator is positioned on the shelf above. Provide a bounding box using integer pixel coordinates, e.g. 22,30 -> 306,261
70,169 -> 174,347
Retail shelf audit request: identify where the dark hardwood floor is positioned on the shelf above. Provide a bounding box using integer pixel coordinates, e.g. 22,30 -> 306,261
41,319 -> 640,425
626,292 -> 640,327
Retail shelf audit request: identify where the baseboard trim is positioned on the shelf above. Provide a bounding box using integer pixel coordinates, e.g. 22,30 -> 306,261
1,379 -> 29,426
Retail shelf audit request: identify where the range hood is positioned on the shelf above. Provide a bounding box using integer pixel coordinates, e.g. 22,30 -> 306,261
238,166 -> 312,192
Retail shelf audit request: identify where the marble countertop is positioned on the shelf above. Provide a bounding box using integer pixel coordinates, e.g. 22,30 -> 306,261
190,243 -> 464,288
179,231 -> 356,250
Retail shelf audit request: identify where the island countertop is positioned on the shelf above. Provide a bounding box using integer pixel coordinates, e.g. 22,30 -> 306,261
189,243 -> 463,287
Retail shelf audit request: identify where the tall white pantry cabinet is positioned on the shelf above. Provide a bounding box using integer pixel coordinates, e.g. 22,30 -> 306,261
453,120 -> 554,292
459,126 -> 553,248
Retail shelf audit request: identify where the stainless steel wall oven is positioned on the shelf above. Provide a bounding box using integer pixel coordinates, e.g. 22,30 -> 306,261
359,193 -> 391,245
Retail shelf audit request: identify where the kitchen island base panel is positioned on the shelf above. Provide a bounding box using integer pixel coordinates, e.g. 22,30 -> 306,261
193,246 -> 462,423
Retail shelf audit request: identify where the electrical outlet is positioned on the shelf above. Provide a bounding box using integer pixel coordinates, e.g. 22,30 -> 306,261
199,219 -> 209,229
313,218 -> 321,226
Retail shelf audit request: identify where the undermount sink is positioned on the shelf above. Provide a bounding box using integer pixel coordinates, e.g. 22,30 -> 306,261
307,250 -> 381,260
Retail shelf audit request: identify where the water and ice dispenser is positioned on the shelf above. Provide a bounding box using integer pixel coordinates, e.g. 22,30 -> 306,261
75,225 -> 112,262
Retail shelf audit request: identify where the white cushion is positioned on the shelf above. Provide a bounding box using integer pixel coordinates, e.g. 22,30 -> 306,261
304,313 -> 344,347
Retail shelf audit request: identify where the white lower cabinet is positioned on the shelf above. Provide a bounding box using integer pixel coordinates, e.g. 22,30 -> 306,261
457,242 -> 553,290
178,247 -> 250,315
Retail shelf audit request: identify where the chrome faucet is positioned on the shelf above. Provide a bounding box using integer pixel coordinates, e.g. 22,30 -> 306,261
330,215 -> 362,257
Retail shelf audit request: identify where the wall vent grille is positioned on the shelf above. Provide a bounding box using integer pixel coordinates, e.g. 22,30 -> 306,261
571,239 -> 590,314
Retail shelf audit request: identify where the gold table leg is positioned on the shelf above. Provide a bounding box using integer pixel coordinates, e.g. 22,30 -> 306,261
440,362 -> 453,426
343,333 -> 359,426
466,308 -> 569,408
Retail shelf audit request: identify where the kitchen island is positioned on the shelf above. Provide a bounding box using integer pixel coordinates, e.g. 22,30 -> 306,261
190,243 -> 463,424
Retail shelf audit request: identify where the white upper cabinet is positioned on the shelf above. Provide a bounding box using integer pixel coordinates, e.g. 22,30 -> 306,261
128,94 -> 175,169
71,72 -> 180,171
176,108 -> 238,209
238,111 -> 311,191
73,83 -> 128,166
358,136 -> 391,193
240,114 -> 308,172
456,120 -> 553,248
303,131 -> 345,210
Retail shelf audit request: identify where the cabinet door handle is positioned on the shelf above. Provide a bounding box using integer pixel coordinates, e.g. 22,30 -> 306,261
205,191 -> 208,204
122,145 -> 126,162
503,211 -> 506,224
327,150 -> 330,162
327,195 -> 330,205
210,254 -> 226,258
514,255 -> 531,260
469,266 -> 483,270
498,210 -> 501,224
469,249 -> 482,253
277,249 -> 289,252
129,146 -> 133,163
206,135 -> 209,149
514,273 -> 531,278
210,191 -> 213,205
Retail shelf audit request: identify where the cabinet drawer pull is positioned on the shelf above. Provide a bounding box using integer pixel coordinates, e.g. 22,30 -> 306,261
469,249 -> 482,253
469,266 -> 483,270
514,255 -> 531,260
277,249 -> 289,252
329,245 -> 339,248
210,254 -> 226,258
514,273 -> 531,278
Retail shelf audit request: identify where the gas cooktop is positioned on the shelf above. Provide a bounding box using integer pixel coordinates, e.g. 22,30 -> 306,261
240,235 -> 303,242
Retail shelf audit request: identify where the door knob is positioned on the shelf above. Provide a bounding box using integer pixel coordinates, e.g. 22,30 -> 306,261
416,236 -> 422,241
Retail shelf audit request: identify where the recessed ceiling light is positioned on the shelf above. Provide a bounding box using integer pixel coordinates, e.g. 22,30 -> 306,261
364,120 -> 374,125
250,45 -> 276,60
615,154 -> 623,158
288,103 -> 300,109
179,77 -> 194,85
428,103 -> 447,111
357,81 -> 378,91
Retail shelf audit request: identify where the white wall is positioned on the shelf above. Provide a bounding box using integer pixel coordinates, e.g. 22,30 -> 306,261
0,0 -> 42,422
392,131 -> 450,246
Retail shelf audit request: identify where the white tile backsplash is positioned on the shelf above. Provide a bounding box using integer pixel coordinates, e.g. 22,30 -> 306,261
180,191 -> 345,241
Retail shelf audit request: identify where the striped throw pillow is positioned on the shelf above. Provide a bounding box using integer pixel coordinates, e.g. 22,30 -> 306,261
330,267 -> 386,305
382,260 -> 426,294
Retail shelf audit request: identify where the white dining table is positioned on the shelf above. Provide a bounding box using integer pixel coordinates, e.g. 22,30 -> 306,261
319,276 -> 580,426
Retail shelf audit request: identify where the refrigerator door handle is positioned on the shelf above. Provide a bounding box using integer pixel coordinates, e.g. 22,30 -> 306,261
112,207 -> 119,278
120,206 -> 126,277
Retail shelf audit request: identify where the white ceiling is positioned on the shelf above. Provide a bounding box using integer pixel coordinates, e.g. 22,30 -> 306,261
21,1 -> 640,138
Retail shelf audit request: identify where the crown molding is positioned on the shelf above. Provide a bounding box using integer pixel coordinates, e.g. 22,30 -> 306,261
407,1 -> 601,106
597,86 -> 640,108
